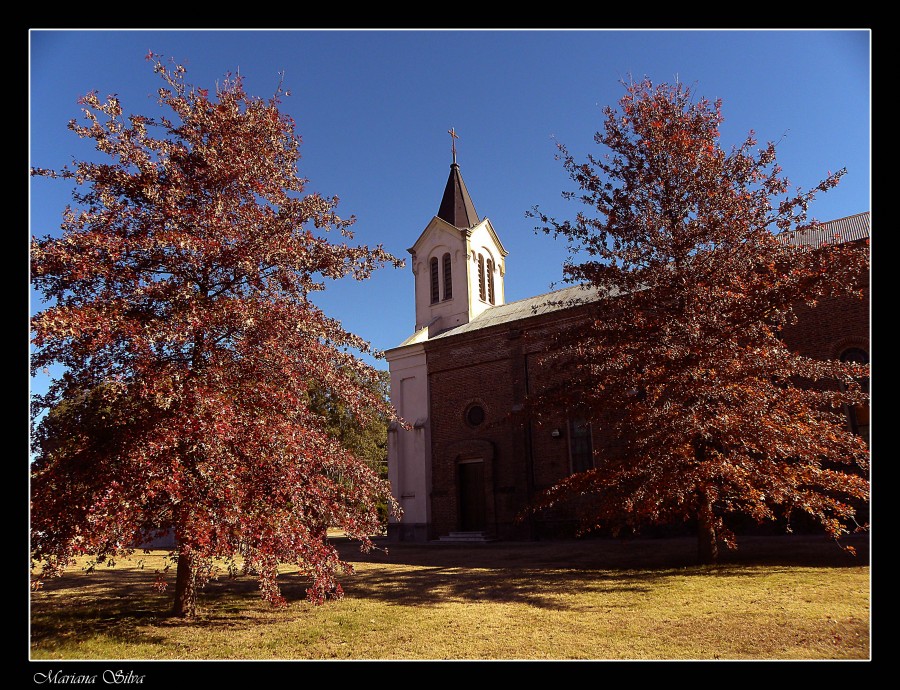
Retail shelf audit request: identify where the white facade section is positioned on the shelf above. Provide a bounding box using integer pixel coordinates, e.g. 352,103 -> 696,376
384,341 -> 431,538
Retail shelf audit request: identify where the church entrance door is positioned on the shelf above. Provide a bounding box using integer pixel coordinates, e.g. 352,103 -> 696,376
458,459 -> 485,531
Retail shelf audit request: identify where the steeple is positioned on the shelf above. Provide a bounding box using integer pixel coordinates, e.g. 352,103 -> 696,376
436,164 -> 479,228
436,129 -> 479,229
406,131 -> 507,337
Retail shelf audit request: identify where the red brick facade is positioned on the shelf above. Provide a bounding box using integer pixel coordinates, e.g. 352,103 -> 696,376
423,305 -> 606,539
779,293 -> 869,361
418,240 -> 870,541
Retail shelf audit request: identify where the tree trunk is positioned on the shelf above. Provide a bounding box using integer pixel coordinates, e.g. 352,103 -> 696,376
172,546 -> 198,618
697,494 -> 719,564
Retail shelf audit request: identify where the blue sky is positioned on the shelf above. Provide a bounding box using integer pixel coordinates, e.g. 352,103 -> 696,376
29,29 -> 871,385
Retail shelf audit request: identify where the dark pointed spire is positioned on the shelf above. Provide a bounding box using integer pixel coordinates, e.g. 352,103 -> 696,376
437,129 -> 479,228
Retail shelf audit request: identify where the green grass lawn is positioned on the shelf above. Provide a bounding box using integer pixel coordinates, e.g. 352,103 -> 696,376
29,533 -> 869,661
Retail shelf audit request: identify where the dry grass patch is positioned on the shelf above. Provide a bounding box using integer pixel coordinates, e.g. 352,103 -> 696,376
30,534 -> 869,660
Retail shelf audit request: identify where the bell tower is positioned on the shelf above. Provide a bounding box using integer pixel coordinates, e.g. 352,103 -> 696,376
408,129 -> 508,338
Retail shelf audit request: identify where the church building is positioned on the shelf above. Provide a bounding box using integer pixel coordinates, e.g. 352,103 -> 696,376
385,152 -> 870,543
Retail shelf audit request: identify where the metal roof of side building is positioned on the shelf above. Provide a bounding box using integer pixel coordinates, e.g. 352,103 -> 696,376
421,212 -> 870,344
779,211 -> 870,249
430,283 -> 612,341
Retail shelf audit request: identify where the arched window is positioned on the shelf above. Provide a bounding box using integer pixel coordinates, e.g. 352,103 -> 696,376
840,348 -> 869,445
443,253 -> 452,300
486,258 -> 495,305
430,257 -> 439,304
478,253 -> 486,301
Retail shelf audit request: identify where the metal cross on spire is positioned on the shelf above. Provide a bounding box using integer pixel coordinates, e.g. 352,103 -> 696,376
448,127 -> 459,164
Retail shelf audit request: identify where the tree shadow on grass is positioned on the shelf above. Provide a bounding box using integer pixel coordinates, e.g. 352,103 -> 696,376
258,532 -> 864,610
31,549 -> 661,636
31,533 -> 869,640
31,566 -> 289,649
311,532 -> 870,608
31,572 -> 173,651
715,533 -> 869,568
319,564 -> 659,609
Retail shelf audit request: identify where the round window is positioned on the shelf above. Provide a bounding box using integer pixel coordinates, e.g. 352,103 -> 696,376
465,404 -> 485,427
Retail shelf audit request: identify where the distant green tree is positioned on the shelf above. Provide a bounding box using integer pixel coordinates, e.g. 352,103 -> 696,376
306,369 -> 391,527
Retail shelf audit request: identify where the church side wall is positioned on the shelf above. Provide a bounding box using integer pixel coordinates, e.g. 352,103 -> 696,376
423,282 -> 869,541
778,238 -> 869,362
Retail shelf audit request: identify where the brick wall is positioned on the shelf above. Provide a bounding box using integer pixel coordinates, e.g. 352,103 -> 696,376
422,263 -> 869,540
425,309 -> 593,539
780,292 -> 869,360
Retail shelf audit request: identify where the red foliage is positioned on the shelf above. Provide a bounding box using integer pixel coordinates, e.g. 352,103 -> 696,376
30,54 -> 404,615
528,79 -> 869,561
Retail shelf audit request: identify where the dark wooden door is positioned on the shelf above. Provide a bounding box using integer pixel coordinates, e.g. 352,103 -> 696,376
459,460 -> 485,531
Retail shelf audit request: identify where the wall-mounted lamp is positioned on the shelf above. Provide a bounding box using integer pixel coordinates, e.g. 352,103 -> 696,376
550,428 -> 562,439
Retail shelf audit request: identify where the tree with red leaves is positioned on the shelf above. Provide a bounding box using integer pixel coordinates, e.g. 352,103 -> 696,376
528,79 -> 869,563
30,54 -> 403,617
